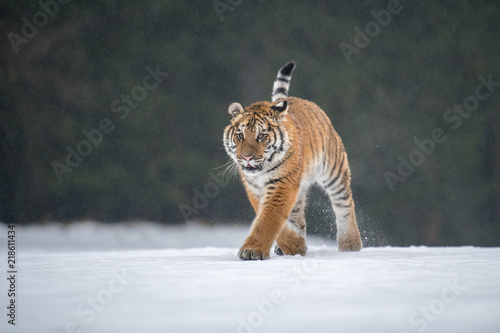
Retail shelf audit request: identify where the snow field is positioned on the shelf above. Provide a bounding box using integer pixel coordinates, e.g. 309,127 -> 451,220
1,222 -> 499,333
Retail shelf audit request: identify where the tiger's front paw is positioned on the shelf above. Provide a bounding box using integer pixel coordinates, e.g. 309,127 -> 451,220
238,246 -> 270,260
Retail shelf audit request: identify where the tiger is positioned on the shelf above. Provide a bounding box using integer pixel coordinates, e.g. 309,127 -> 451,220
223,61 -> 362,260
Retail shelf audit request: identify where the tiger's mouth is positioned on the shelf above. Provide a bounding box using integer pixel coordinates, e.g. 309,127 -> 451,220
242,164 -> 262,173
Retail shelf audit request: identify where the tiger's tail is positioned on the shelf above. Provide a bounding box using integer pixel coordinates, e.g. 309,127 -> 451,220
271,61 -> 296,102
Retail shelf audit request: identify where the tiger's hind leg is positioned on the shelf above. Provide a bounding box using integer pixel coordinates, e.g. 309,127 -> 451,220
274,191 -> 308,256
331,200 -> 362,251
323,158 -> 362,252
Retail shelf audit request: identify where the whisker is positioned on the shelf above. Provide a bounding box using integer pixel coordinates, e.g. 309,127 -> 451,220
218,159 -> 239,181
212,159 -> 234,171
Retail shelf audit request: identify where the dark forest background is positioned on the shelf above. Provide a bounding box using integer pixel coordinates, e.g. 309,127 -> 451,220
1,0 -> 499,246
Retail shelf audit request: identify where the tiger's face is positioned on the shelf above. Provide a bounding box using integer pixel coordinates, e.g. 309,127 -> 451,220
223,100 -> 289,176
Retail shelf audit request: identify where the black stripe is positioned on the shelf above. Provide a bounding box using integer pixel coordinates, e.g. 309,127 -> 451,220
273,87 -> 288,96
277,77 -> 289,82
308,139 -> 315,161
324,171 -> 341,190
266,132 -> 277,153
337,188 -> 351,201
265,151 -> 294,174
266,129 -> 279,162
276,127 -> 285,152
280,62 -> 295,76
266,176 -> 287,185
334,192 -> 350,203
224,128 -> 234,150
324,158 -> 344,189
330,183 -> 346,197
264,171 -> 294,186
333,200 -> 352,209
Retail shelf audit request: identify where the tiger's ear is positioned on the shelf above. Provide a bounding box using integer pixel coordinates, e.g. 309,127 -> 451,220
271,100 -> 288,119
228,102 -> 245,118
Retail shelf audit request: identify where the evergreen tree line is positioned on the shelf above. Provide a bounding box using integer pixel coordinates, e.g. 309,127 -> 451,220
1,0 -> 499,246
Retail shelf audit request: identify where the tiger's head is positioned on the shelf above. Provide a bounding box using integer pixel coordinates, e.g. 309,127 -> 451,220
223,99 -> 290,176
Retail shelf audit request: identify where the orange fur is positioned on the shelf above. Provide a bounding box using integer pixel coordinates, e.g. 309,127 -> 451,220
223,66 -> 362,260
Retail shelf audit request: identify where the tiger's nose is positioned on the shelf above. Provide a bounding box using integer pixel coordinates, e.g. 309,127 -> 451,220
242,155 -> 254,161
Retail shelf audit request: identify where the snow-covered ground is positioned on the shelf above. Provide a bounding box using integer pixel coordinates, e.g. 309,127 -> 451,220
1,221 -> 499,333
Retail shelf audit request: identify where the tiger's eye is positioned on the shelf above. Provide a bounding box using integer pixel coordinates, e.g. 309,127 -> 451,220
237,133 -> 244,141
257,133 -> 266,140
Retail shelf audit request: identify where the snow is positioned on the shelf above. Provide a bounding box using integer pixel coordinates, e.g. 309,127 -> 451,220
1,222 -> 500,333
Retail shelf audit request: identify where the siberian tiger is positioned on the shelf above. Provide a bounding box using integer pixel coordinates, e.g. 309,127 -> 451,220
223,61 -> 362,260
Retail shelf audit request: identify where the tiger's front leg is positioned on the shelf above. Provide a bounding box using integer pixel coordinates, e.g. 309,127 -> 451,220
238,180 -> 300,260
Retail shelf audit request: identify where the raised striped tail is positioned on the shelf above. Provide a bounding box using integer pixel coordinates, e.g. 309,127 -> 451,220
271,61 -> 296,102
